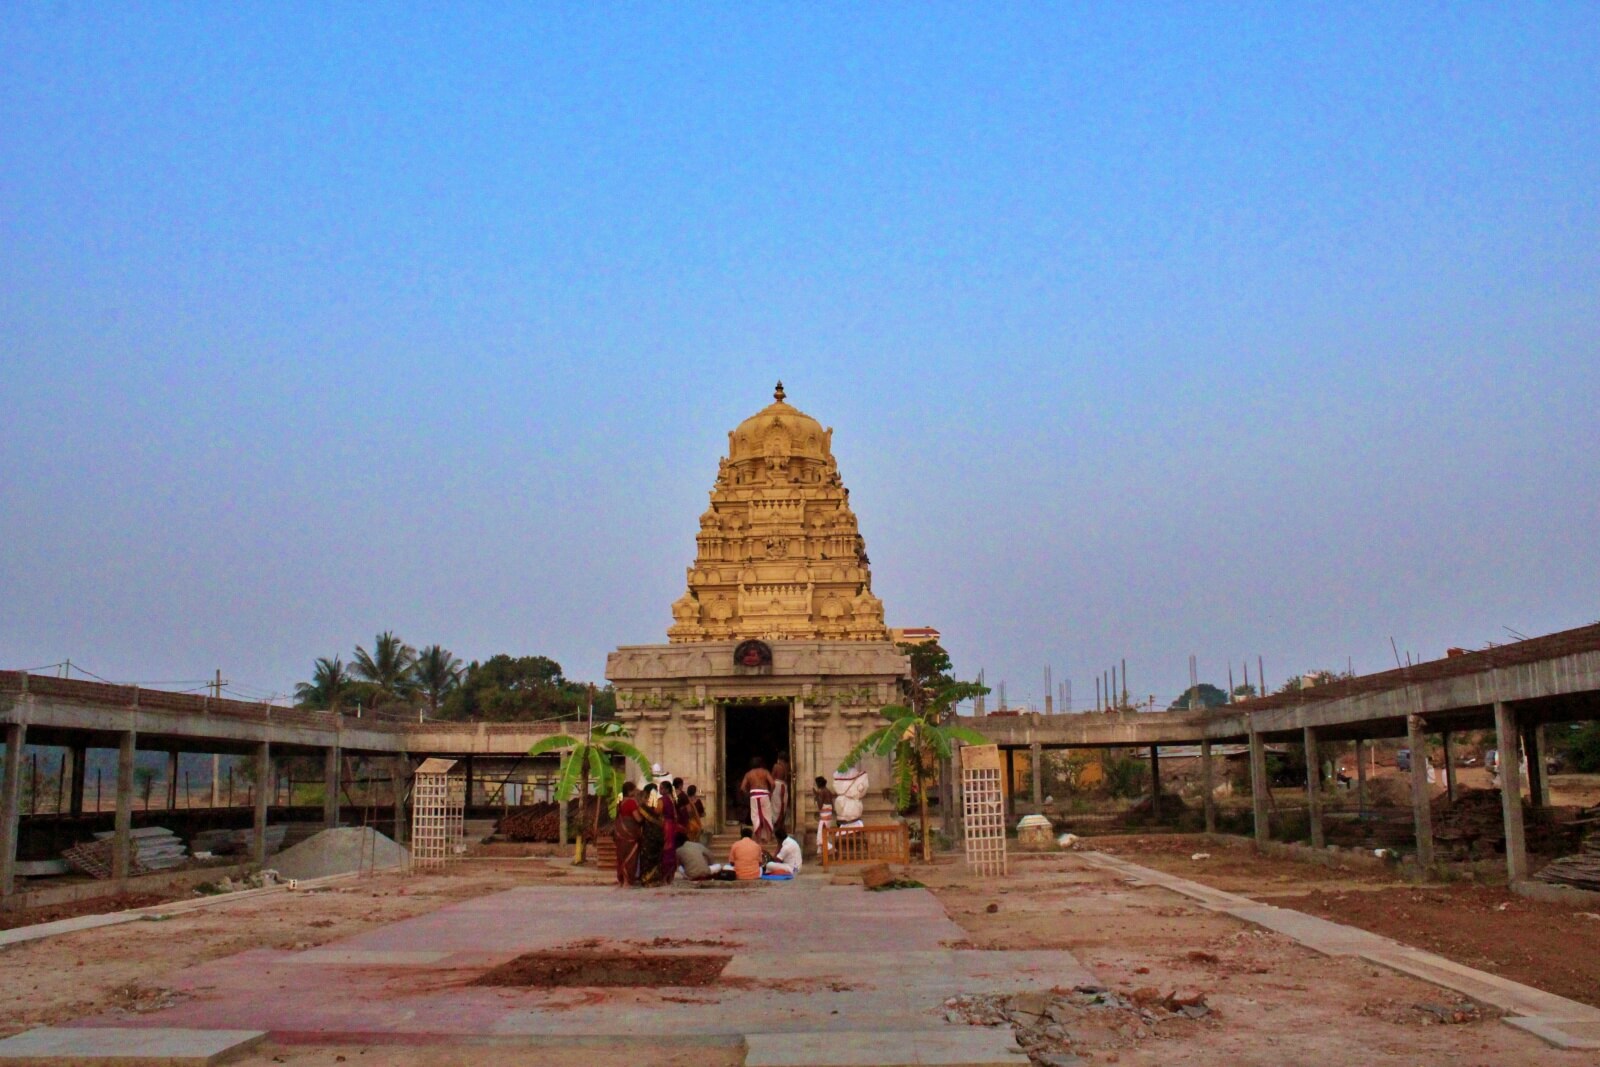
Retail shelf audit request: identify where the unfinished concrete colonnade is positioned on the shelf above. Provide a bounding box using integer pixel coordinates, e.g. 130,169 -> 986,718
979,622 -> 1600,885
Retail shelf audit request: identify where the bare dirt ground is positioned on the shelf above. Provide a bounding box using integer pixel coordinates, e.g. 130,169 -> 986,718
2,843 -> 1592,1065
0,856 -> 610,1037
919,854 -> 1593,1065
1086,834 -> 1600,1008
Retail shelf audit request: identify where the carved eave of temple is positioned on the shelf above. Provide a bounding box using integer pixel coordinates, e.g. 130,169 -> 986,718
666,382 -> 890,644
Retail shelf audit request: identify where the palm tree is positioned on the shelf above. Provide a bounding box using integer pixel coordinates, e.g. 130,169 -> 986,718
412,644 -> 463,719
351,631 -> 418,706
839,678 -> 990,862
294,656 -> 351,712
528,694 -> 651,864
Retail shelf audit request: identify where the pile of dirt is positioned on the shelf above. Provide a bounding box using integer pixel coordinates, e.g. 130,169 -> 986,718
269,827 -> 408,881
1431,788 -> 1578,861
470,951 -> 729,988
945,985 -> 1212,1065
496,799 -> 614,842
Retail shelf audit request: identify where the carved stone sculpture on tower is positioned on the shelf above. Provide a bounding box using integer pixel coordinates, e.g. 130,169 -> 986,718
666,383 -> 891,643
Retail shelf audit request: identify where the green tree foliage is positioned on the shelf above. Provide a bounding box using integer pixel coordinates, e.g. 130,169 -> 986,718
441,654 -> 614,723
351,631 -> 419,705
1167,683 -> 1230,710
294,656 -> 352,711
842,646 -> 989,862
1275,669 -> 1352,695
412,645 -> 464,717
1554,722 -> 1600,773
529,719 -> 652,863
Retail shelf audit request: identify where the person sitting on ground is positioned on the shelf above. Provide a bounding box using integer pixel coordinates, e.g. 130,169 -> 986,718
763,832 -> 803,877
728,824 -> 764,881
676,832 -> 713,881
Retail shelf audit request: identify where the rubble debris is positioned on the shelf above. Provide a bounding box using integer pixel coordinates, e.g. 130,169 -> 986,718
1534,806 -> 1600,892
944,985 -> 1215,1065
496,799 -> 613,842
860,863 -> 894,889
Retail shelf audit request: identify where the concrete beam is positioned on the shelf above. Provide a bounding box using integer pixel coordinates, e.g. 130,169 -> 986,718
1249,731 -> 1270,845
0,723 -> 24,898
1304,727 -> 1324,849
323,745 -> 340,829
252,742 -> 271,867
1407,714 -> 1434,870
1496,701 -> 1528,882
113,730 -> 136,882
1201,737 -> 1216,834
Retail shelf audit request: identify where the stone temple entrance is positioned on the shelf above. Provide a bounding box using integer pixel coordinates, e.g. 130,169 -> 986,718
720,701 -> 792,831
608,383 -> 912,840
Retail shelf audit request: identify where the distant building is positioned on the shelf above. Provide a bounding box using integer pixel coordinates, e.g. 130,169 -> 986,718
890,627 -> 941,646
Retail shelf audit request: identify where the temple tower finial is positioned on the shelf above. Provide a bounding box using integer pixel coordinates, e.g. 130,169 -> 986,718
774,380 -> 785,402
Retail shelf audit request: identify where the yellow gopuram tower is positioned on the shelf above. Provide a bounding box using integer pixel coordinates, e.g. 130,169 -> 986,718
667,381 -> 889,643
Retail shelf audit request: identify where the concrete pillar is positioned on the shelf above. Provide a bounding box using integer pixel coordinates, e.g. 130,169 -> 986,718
1495,701 -> 1528,882
1200,738 -> 1216,834
1355,738 -> 1368,815
68,744 -> 87,816
1407,715 -> 1434,870
165,750 -> 180,810
1029,743 -> 1043,806
1441,730 -> 1457,803
1004,748 -> 1016,819
323,745 -> 340,829
113,731 -> 136,881
1249,731 -> 1270,844
391,757 -> 408,844
1148,745 -> 1162,821
1303,727 -> 1324,849
0,723 -> 25,898
1523,724 -> 1549,807
252,742 -> 272,866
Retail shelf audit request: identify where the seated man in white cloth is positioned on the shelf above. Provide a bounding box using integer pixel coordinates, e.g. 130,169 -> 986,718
740,756 -> 777,846
764,833 -> 803,876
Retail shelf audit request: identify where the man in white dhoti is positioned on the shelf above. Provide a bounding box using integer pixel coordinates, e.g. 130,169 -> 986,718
764,833 -> 803,876
740,756 -> 777,845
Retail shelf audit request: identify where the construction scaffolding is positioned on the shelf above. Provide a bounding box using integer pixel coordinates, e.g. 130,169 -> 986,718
961,744 -> 1008,877
411,757 -> 466,869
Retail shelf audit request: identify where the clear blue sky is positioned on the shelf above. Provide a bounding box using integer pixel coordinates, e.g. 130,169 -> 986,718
3,4 -> 1597,708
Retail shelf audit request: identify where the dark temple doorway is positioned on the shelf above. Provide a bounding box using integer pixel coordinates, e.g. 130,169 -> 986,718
721,702 -> 791,831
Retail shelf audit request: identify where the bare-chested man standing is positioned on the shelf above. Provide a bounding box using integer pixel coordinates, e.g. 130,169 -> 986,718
740,757 -> 776,846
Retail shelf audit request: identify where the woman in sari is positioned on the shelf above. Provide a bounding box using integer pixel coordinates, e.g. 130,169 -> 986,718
682,784 -> 704,845
658,782 -> 679,885
637,784 -> 666,887
612,781 -> 643,886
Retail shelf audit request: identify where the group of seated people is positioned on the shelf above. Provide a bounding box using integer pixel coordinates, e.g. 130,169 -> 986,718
613,777 -> 803,886
684,824 -> 802,882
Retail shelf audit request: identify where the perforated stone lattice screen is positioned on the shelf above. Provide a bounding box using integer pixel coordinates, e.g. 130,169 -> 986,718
411,758 -> 466,869
961,744 -> 1007,878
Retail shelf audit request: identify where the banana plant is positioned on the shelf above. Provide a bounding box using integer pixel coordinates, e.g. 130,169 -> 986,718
839,678 -> 989,862
529,717 -> 651,864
